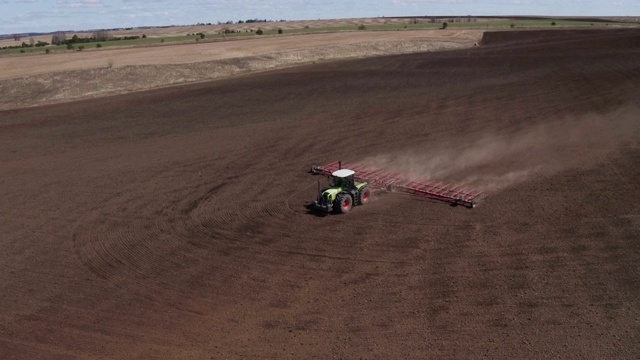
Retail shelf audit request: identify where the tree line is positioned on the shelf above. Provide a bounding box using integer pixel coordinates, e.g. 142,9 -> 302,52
51,31 -> 145,45
0,37 -> 49,50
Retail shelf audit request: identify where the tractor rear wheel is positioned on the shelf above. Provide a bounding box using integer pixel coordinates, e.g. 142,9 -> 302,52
336,194 -> 352,213
358,186 -> 371,205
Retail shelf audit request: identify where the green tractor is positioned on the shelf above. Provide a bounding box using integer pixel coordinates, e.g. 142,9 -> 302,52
313,168 -> 371,213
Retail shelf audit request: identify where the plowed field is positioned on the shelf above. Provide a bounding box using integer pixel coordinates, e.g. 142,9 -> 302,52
1,29 -> 640,359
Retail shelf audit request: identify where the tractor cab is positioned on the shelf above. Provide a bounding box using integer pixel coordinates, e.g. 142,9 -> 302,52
330,169 -> 355,189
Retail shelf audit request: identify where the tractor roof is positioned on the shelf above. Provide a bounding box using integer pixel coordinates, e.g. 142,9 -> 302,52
332,169 -> 355,178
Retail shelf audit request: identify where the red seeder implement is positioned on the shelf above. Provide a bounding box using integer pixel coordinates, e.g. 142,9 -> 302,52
311,160 -> 482,208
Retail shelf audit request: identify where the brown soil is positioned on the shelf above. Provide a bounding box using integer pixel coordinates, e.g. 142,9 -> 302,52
1,29 -> 639,359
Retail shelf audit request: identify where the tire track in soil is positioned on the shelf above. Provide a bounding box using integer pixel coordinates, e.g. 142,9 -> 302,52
187,177 -> 429,269
72,156 -> 322,295
71,158 -> 228,289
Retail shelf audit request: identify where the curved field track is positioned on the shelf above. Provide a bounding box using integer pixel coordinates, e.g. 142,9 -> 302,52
1,29 -> 640,359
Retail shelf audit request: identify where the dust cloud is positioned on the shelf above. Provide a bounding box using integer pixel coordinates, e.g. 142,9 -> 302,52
361,105 -> 640,194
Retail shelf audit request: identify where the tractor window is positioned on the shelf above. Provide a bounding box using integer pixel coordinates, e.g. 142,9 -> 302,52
331,176 -> 354,188
344,177 -> 353,188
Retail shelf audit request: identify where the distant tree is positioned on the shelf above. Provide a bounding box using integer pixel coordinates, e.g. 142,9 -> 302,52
93,30 -> 111,42
256,28 -> 263,35
441,22 -> 448,29
51,31 -> 66,45
66,43 -> 74,50
358,24 -> 366,30
142,34 -> 147,38
96,43 -> 102,48
70,34 -> 80,44
78,45 -> 85,51
29,37 -> 35,46
13,34 -> 21,41
277,28 -> 283,34
551,21 -> 556,26
45,48 -> 50,54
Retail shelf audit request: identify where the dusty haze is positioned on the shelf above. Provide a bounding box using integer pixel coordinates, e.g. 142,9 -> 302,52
361,104 -> 640,194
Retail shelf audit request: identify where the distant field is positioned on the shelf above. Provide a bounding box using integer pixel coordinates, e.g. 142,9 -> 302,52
1,17 -> 637,56
1,15 -> 638,110
0,29 -> 483,110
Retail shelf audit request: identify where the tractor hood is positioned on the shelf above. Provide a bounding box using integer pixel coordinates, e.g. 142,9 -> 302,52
322,188 -> 341,198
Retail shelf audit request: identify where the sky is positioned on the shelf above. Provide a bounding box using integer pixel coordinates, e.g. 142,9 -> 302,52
0,0 -> 638,35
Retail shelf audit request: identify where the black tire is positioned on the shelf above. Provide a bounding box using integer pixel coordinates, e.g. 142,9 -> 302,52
358,186 -> 371,205
335,194 -> 353,214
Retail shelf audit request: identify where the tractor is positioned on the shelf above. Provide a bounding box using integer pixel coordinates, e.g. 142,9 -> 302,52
312,167 -> 371,214
311,160 -> 481,210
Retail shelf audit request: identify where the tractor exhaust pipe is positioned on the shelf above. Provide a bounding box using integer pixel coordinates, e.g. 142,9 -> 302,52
338,161 -> 342,170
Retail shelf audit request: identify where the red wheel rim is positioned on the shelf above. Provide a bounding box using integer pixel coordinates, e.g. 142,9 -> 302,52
343,197 -> 351,210
363,191 -> 369,202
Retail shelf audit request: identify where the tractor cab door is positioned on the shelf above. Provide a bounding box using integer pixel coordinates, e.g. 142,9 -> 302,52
331,175 -> 342,188
343,175 -> 355,189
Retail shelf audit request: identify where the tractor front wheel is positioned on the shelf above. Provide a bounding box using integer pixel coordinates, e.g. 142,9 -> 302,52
358,187 -> 371,205
336,194 -> 353,214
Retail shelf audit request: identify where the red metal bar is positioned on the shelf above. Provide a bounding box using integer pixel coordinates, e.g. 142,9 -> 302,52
442,185 -> 461,195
